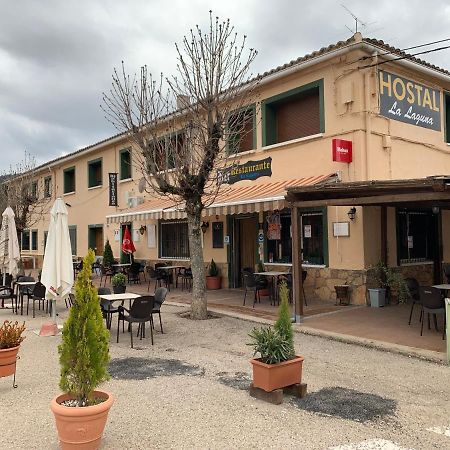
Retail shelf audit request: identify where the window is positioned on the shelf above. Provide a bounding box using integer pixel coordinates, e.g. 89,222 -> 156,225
445,92 -> 450,143
266,210 -> 292,263
212,222 -> 224,248
159,221 -> 189,259
88,158 -> 102,188
119,149 -> 132,180
300,210 -> 327,265
68,226 -> 77,256
64,167 -> 76,193
227,106 -> 255,153
44,176 -> 52,198
31,230 -> 38,251
30,182 -> 38,201
262,80 -> 324,146
397,210 -> 435,263
21,230 -> 30,251
147,133 -> 184,171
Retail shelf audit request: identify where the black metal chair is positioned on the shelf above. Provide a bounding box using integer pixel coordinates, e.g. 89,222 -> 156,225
152,287 -> 168,333
16,276 -> 35,315
146,266 -> 158,292
117,296 -> 155,348
98,287 -> 118,330
180,268 -> 193,292
419,286 -> 446,339
406,277 -> 421,325
99,264 -> 114,287
243,272 -> 265,307
30,281 -> 46,318
155,263 -> 170,290
127,262 -> 141,285
0,273 -> 15,309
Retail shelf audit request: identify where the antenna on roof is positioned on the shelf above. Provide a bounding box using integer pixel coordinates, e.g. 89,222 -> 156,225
341,4 -> 372,34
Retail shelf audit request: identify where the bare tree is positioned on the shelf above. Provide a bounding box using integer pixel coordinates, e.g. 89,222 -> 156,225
103,13 -> 258,319
0,152 -> 51,240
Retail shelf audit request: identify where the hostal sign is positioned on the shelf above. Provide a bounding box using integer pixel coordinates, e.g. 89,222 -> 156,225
379,71 -> 441,131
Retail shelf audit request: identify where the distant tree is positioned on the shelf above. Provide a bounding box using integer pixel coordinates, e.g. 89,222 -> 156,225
0,152 -> 51,239
102,12 -> 258,319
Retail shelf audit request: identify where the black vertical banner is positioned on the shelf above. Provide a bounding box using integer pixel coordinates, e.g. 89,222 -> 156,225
109,173 -> 118,206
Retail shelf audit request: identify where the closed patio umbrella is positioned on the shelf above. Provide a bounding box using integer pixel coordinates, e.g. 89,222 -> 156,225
0,207 -> 20,286
122,225 -> 136,262
40,198 -> 74,332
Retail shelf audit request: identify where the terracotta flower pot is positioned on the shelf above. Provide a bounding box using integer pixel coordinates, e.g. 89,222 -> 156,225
206,276 -> 221,290
258,288 -> 270,297
51,390 -> 114,450
250,355 -> 304,392
0,345 -> 20,377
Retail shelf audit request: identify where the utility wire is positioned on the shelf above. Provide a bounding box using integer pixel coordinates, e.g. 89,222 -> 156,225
360,44 -> 450,69
359,37 -> 450,61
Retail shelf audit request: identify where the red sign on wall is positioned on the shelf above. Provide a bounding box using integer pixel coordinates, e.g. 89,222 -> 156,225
332,139 -> 353,163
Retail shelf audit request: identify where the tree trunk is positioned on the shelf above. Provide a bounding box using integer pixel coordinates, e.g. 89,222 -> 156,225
186,208 -> 207,319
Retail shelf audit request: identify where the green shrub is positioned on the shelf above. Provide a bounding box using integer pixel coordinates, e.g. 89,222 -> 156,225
58,249 -> 110,406
208,259 -> 219,277
112,273 -> 126,287
0,320 -> 26,349
248,281 -> 295,364
103,240 -> 114,267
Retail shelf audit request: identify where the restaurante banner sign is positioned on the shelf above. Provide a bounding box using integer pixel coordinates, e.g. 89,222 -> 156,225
218,157 -> 272,185
379,71 -> 441,131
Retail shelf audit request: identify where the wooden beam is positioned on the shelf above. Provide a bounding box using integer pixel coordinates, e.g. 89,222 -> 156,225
291,206 -> 303,321
381,206 -> 387,265
290,192 -> 450,208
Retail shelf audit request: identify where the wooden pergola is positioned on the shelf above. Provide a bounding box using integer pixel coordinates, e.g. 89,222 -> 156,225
286,176 -> 450,322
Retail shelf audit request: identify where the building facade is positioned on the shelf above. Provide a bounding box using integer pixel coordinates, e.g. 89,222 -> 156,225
22,33 -> 450,304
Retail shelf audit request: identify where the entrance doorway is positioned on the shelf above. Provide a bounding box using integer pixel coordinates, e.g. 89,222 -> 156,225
229,215 -> 258,287
88,225 -> 103,256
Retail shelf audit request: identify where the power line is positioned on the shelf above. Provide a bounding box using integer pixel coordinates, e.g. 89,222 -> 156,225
359,37 -> 450,61
360,44 -> 450,69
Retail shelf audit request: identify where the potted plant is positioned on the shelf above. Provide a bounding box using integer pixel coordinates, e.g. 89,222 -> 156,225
112,272 -> 127,294
206,259 -> 221,290
385,267 -> 409,305
102,240 -> 115,268
0,320 -> 25,378
255,261 -> 269,297
248,282 -> 304,392
367,262 -> 388,307
50,250 -> 113,450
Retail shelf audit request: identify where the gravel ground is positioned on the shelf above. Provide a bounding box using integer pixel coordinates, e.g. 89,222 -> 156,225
1,304 -> 449,450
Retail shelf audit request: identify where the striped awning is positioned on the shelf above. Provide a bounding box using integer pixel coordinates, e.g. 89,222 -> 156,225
106,174 -> 336,224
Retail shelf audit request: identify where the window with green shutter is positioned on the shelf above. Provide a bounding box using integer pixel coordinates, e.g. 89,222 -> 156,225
63,167 -> 76,193
262,79 -> 324,147
44,176 -> 52,198
68,226 -> 77,256
31,230 -> 38,251
119,149 -> 132,180
88,158 -> 102,188
445,93 -> 450,143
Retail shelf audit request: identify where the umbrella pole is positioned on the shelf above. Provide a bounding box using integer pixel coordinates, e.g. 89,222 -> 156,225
51,298 -> 57,323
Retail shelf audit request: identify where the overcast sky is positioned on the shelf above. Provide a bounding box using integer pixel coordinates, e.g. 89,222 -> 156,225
1,0 -> 449,172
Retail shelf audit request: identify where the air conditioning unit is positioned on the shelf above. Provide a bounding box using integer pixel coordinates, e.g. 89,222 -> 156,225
127,196 -> 144,208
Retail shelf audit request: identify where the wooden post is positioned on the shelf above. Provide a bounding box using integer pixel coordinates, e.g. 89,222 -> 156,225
291,206 -> 304,322
381,206 -> 387,265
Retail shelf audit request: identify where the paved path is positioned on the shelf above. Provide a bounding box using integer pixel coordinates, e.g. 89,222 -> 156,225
0,303 -> 449,449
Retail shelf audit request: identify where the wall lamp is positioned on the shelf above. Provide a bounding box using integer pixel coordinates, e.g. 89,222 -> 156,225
347,207 -> 357,221
201,221 -> 209,234
139,225 -> 147,235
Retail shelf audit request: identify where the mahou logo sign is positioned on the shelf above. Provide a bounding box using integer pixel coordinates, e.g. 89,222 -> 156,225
332,139 -> 352,163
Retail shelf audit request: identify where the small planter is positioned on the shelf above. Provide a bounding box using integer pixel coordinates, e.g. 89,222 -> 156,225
206,276 -> 221,290
368,288 -> 386,307
113,285 -> 126,294
51,390 -> 114,450
0,345 -> 20,377
250,355 -> 304,392
334,285 -> 350,306
259,288 -> 270,297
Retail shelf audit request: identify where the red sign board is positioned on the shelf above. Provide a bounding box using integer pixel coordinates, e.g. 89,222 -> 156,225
332,139 -> 352,163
